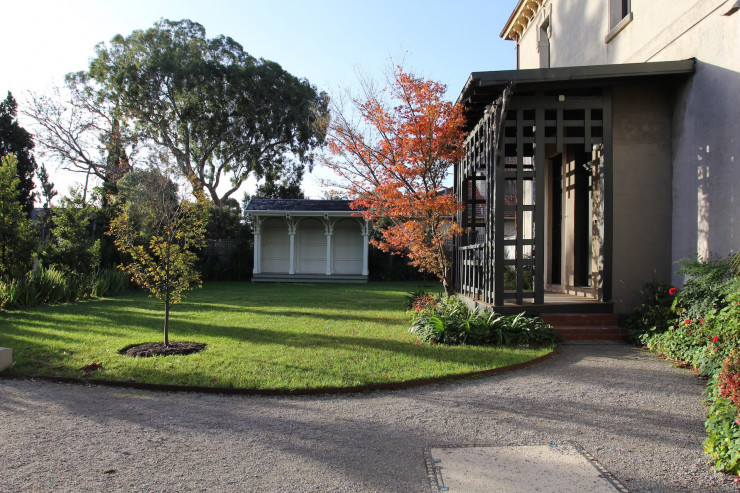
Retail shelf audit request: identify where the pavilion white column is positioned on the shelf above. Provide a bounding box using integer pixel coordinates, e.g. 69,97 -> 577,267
288,231 -> 296,275
361,221 -> 371,277
325,231 -> 333,276
252,216 -> 262,274
253,232 -> 261,274
362,233 -> 370,276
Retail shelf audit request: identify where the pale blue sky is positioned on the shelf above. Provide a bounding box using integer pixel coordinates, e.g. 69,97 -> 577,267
3,0 -> 518,199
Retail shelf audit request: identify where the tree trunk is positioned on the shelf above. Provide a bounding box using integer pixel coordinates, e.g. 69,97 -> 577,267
164,299 -> 170,346
217,204 -> 225,238
442,267 -> 455,296
164,241 -> 171,346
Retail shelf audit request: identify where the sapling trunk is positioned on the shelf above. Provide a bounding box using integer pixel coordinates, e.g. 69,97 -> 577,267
164,299 -> 170,346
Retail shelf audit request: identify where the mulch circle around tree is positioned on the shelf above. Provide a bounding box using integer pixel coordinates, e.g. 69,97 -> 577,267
119,342 -> 206,358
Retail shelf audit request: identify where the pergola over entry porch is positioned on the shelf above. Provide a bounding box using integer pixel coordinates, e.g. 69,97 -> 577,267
455,59 -> 696,312
245,199 -> 371,283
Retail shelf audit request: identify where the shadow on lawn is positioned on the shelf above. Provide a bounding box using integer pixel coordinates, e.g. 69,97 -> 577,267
4,314 -> 525,370
0,284 -> 533,376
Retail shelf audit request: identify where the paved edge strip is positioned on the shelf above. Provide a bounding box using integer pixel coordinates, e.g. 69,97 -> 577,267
423,442 -> 632,493
0,347 -> 559,396
423,447 -> 442,493
574,442 -> 632,492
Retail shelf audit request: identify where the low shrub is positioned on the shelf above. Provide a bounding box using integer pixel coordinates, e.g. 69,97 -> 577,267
645,292 -> 740,377
90,268 -> 132,297
404,288 -> 440,311
704,375 -> 740,476
0,278 -> 20,309
704,396 -> 740,475
408,295 -> 558,347
1,267 -> 70,309
0,266 -> 134,310
623,275 -> 677,344
719,350 -> 740,409
673,255 -> 736,320
626,304 -> 675,344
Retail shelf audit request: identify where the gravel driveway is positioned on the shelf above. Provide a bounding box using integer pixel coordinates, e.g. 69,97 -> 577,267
1,343 -> 738,492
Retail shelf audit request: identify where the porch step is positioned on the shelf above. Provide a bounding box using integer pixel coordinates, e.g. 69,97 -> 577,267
552,326 -> 627,342
541,313 -> 619,327
541,313 -> 625,342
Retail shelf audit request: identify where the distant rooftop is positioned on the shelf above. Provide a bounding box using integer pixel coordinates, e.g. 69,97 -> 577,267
245,198 -> 357,212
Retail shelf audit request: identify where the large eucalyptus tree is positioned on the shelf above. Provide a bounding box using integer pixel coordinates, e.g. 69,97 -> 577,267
79,19 -> 329,212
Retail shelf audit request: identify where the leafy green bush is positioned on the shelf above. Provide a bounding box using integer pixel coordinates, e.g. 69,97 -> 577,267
42,191 -> 101,278
704,396 -> 740,475
90,268 -> 132,297
673,255 -> 736,320
27,266 -> 69,305
0,267 -> 133,310
645,291 -> 740,377
627,304 -> 675,344
409,295 -> 558,347
404,288 -> 439,311
0,278 -> 20,309
0,267 -> 71,308
704,374 -> 740,476
623,275 -> 677,344
495,313 -> 560,346
719,350 -> 740,408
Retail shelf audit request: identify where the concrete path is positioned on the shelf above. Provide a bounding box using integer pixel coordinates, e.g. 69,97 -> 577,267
1,344 -> 737,492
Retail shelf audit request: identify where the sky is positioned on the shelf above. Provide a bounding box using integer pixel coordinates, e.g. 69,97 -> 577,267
3,0 -> 517,204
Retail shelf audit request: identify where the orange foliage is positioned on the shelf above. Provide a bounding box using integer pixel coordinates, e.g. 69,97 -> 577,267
323,67 -> 465,292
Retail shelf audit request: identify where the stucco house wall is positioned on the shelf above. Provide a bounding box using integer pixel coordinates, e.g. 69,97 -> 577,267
510,0 -> 739,286
611,84 -> 674,310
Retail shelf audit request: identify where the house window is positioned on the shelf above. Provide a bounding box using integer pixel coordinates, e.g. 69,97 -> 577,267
538,16 -> 551,68
610,0 -> 630,28
606,0 -> 632,43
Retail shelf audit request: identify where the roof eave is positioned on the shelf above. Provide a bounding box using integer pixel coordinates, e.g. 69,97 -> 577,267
459,58 -> 696,106
500,0 -> 545,42
476,59 -> 696,88
457,59 -> 696,131
245,210 -> 362,217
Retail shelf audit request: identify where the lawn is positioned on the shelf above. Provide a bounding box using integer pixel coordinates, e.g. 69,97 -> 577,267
0,282 -> 554,391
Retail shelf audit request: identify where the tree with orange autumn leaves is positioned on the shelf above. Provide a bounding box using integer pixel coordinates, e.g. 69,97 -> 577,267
323,67 -> 465,294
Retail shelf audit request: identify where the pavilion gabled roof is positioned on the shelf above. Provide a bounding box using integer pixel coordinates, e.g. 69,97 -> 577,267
245,198 -> 359,215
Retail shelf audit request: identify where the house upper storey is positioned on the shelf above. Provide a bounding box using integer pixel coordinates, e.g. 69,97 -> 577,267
501,0 -> 739,69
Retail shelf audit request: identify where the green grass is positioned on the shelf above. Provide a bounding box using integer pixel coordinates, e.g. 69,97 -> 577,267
0,281 -> 554,390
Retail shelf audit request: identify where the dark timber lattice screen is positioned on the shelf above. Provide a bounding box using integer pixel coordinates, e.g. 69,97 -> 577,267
455,91 -> 611,306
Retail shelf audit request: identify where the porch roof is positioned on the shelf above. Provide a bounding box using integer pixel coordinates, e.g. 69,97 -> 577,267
457,59 -> 696,129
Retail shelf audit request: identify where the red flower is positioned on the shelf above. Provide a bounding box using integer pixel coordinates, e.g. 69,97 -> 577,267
713,335 -> 720,343
669,287 -> 678,295
684,319 -> 691,325
700,318 -> 706,323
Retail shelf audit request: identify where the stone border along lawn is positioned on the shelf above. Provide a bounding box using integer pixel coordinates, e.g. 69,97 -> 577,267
0,281 -> 555,392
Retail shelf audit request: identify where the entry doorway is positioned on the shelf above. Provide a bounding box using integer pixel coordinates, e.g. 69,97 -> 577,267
547,147 -> 596,297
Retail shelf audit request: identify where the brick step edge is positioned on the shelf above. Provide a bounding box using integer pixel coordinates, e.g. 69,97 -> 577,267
542,314 -> 619,326
555,326 -> 626,342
